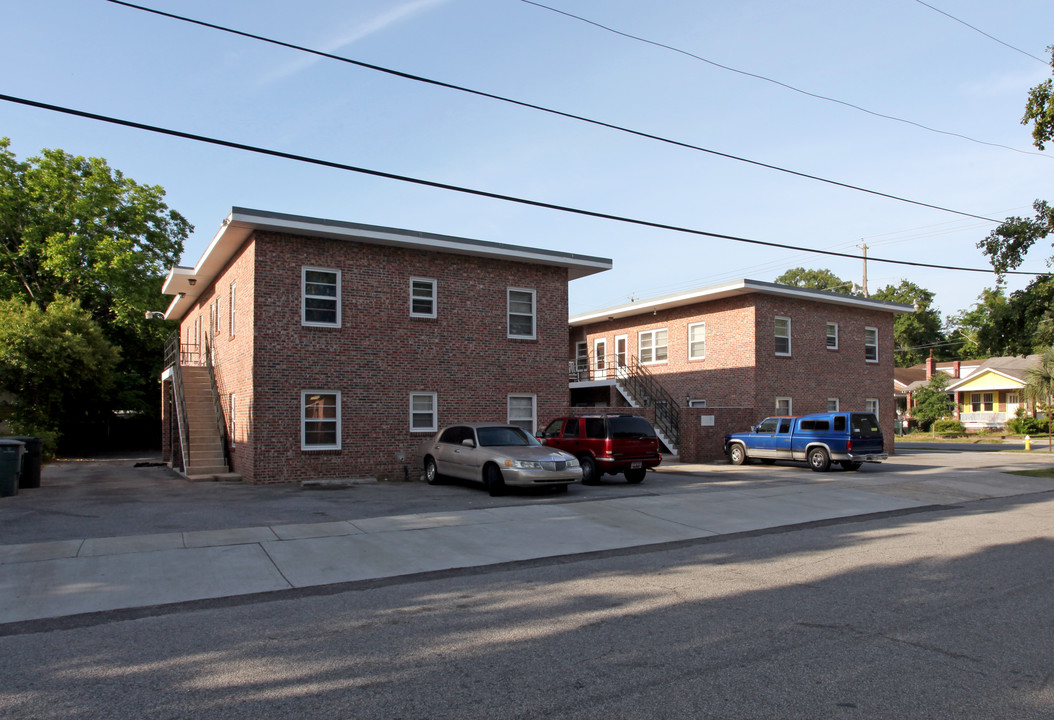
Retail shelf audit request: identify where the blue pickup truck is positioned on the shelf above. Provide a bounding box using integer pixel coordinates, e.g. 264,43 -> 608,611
724,412 -> 887,472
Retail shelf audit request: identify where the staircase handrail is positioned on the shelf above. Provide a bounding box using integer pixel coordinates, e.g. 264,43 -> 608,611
620,356 -> 680,447
167,331 -> 191,472
203,334 -> 231,469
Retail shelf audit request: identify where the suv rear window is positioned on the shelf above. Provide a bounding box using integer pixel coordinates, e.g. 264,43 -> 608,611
850,413 -> 881,435
607,416 -> 656,438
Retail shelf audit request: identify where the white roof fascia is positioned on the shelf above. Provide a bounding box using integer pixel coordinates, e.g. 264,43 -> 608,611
162,208 -> 612,321
569,279 -> 914,326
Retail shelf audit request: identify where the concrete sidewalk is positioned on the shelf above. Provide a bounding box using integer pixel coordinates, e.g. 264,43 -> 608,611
3,454 -> 1054,627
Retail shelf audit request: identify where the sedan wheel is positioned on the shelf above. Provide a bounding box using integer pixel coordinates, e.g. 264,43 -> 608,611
485,465 -> 506,497
424,457 -> 442,485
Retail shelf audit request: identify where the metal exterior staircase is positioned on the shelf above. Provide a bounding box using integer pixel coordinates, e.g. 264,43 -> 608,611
611,358 -> 680,456
179,367 -> 232,477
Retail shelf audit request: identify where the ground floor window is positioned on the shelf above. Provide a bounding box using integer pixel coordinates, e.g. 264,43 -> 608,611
827,398 -> 839,412
229,393 -> 236,446
508,395 -> 537,434
775,397 -> 792,415
302,391 -> 340,450
865,398 -> 879,416
971,393 -> 994,412
410,392 -> 437,432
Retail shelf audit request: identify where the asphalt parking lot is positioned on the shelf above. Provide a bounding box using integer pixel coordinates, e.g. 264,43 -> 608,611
2,446 -> 1053,546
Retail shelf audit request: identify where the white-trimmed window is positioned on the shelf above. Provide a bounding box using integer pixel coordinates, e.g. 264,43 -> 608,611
508,288 -> 536,339
688,322 -> 706,360
301,391 -> 341,450
303,267 -> 341,327
410,278 -> 436,318
410,392 -> 437,433
229,393 -> 236,446
639,328 -> 668,364
229,282 -> 236,337
575,341 -> 589,375
508,395 -> 537,433
826,322 -> 838,350
864,327 -> 878,362
970,393 -> 994,412
775,317 -> 791,356
776,397 -> 792,415
865,398 -> 879,416
827,398 -> 839,412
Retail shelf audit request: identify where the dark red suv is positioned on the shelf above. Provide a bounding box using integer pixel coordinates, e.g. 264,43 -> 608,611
538,414 -> 662,484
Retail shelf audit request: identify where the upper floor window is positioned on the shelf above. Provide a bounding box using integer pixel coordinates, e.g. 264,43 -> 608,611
508,288 -> 536,339
639,328 -> 668,364
864,327 -> 878,362
303,267 -> 341,327
410,278 -> 436,318
688,322 -> 706,360
826,322 -> 838,350
229,282 -> 236,337
302,390 -> 341,450
775,316 -> 791,356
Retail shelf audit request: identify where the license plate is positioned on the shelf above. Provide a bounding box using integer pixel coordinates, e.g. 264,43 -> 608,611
631,462 -> 642,469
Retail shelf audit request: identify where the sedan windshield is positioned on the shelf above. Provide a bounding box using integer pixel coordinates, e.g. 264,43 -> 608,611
476,426 -> 539,447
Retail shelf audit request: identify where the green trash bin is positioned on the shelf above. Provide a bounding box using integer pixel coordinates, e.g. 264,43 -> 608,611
0,439 -> 24,498
7,436 -> 41,488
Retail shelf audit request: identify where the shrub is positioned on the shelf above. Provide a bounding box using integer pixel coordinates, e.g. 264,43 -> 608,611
932,419 -> 966,435
1007,407 -> 1046,435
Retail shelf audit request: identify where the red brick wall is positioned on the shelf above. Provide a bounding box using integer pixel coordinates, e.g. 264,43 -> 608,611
573,293 -> 898,460
188,230 -> 570,483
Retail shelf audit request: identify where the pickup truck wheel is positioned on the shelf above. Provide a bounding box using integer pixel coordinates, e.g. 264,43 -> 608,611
580,456 -> 598,484
840,461 -> 863,471
808,447 -> 831,472
729,444 -> 747,466
424,457 -> 443,485
625,468 -> 646,484
485,465 -> 506,496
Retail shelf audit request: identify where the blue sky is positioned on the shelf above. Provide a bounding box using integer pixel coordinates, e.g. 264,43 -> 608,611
2,0 -> 1052,320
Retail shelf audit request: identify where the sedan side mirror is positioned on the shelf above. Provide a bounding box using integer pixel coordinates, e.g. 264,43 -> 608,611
461,438 -> 476,448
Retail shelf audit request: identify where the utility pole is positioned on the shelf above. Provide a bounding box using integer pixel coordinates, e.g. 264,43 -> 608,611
857,242 -> 869,297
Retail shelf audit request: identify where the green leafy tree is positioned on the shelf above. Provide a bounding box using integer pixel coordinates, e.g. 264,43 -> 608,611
911,373 -> 954,431
1023,346 -> 1054,451
1023,46 -> 1054,150
979,46 -> 1054,273
0,138 -> 191,443
0,297 -> 120,451
946,287 -> 1008,358
774,267 -> 855,293
871,280 -> 945,366
948,279 -> 1054,356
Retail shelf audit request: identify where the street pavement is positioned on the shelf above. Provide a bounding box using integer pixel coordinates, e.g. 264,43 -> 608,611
1,447 -> 1053,628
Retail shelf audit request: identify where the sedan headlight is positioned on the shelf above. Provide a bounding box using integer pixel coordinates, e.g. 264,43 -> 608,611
506,459 -> 543,470
565,457 -> 580,468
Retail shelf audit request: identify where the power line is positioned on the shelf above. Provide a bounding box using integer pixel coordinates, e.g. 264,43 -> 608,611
103,0 -> 1003,223
913,0 -> 1049,64
521,0 -> 1051,160
3,92 -> 1041,279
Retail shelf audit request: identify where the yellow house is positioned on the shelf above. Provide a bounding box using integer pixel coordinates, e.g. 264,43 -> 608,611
945,355 -> 1041,430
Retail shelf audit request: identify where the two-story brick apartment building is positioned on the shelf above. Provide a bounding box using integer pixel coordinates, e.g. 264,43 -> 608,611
567,280 -> 912,461
159,208 -> 611,483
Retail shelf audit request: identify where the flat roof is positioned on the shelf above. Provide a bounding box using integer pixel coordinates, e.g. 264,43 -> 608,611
569,279 -> 914,325
162,207 -> 612,320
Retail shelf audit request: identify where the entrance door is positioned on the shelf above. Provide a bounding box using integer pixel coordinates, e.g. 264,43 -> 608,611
614,334 -> 628,380
594,338 -> 607,379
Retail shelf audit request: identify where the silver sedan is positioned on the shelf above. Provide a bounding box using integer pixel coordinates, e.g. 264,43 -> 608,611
422,423 -> 582,496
